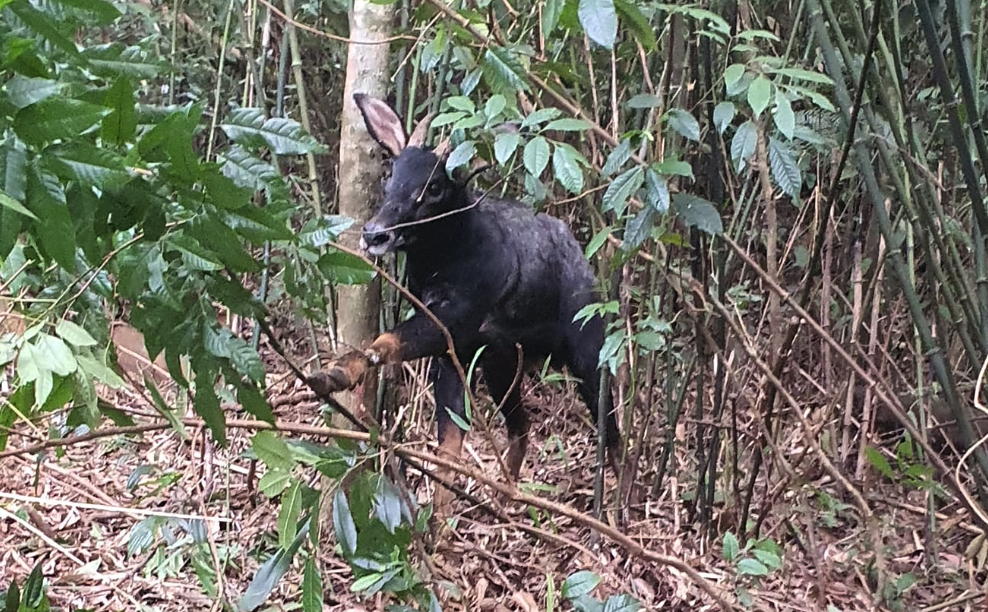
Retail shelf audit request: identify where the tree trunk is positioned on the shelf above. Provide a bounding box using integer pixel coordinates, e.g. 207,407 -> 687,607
335,0 -> 396,417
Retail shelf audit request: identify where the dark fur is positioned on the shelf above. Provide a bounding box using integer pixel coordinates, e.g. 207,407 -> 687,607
354,94 -> 621,478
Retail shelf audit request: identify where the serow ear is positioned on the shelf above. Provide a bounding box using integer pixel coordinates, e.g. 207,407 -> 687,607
353,93 -> 407,158
432,135 -> 452,159
407,111 -> 435,148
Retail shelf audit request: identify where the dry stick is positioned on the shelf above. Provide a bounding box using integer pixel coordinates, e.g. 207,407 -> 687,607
721,234 -> 988,529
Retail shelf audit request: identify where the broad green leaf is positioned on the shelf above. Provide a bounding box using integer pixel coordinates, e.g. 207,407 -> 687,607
579,0 -> 618,49
373,477 -> 402,534
524,136 -> 551,177
768,136 -> 800,197
333,488 -> 357,556
445,140 -> 476,172
482,47 -> 529,94
252,431 -> 295,471
542,0 -> 564,35
770,67 -> 834,85
445,96 -> 474,113
35,335 -> 76,377
318,250 -> 376,285
221,108 -> 326,156
724,64 -> 746,88
544,118 -> 590,132
722,531 -> 740,561
27,164 -> 77,270
602,166 -> 644,217
186,216 -> 259,273
773,91 -> 795,140
102,76 -> 137,145
485,95 -> 506,120
552,144 -> 583,195
14,98 -> 110,147
219,144 -> 281,191
614,0 -> 657,51
561,570 -> 601,598
790,85 -> 836,112
494,132 -> 521,165
747,75 -> 772,117
601,594 -> 642,612
602,139 -> 632,177
644,169 -> 669,213
221,206 -> 293,243
730,120 -> 757,172
521,107 -> 562,128
623,206 -> 655,250
4,76 -> 63,109
237,382 -> 276,425
301,557 -> 323,612
56,320 -> 97,347
277,479 -> 303,549
666,108 -> 699,141
84,44 -> 161,79
672,193 -> 722,236
752,548 -> 782,570
7,0 -> 79,56
47,144 -> 130,188
0,189 -> 35,220
430,111 -> 465,128
351,573 -> 384,593
865,445 -> 894,479
76,354 -> 126,389
713,101 -> 735,135
737,558 -> 769,576
52,0 -> 121,23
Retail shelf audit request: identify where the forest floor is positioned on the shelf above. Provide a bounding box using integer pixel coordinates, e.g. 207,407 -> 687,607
1,326 -> 986,612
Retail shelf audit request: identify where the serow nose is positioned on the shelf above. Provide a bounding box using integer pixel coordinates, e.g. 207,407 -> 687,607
362,226 -> 391,247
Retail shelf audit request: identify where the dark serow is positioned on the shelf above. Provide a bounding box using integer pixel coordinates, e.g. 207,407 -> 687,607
311,93 -> 622,517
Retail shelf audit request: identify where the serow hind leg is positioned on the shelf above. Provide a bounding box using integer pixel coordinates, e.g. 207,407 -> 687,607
481,353 -> 529,482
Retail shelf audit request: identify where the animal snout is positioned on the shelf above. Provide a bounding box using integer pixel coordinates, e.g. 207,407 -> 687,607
360,221 -> 396,254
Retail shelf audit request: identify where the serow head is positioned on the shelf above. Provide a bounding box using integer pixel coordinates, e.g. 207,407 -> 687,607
353,93 -> 458,257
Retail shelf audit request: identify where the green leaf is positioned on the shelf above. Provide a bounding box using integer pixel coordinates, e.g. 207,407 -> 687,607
724,64 -> 746,88
579,0 -> 618,49
318,250 -> 376,285
194,374 -> 226,446
47,144 -> 130,188
7,0 -> 79,56
0,189 -> 36,220
552,144 -> 583,195
770,67 -> 833,85
865,445 -> 894,479
672,193 -> 723,236
445,96 -> 475,113
482,47 -> 529,94
239,518 -> 310,612
614,0 -> 656,51
737,558 -> 769,576
644,169 -> 669,213
446,140 -> 476,172
56,320 -> 97,347
601,594 -> 641,612
4,76 -> 64,109
602,139 -> 632,177
221,108 -> 326,156
14,98 -> 110,147
524,136 -> 551,177
768,136 -> 800,197
751,548 -> 782,571
773,91 -> 795,140
485,95 -> 506,120
722,531 -> 740,561
713,101 -> 735,135
623,206 -> 655,250
430,111 -> 465,128
542,0 -> 564,35
277,479 -> 303,549
522,107 -> 562,128
747,75 -> 772,118
333,488 -> 357,556
544,118 -> 590,132
351,573 -> 384,593
561,570 -> 601,598
301,557 -> 324,612
788,85 -> 836,112
666,108 -> 699,141
730,120 -> 757,172
186,216 -> 259,273
373,476 -> 402,534
35,335 -> 76,376
602,166 -> 644,217
102,76 -> 137,145
52,0 -> 121,23
237,382 -> 276,425
27,164 -> 77,270
83,44 -> 161,79
494,132 -> 521,165
252,431 -> 295,471
76,353 -> 126,389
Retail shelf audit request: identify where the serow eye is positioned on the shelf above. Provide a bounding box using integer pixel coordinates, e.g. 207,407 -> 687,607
426,182 -> 443,198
